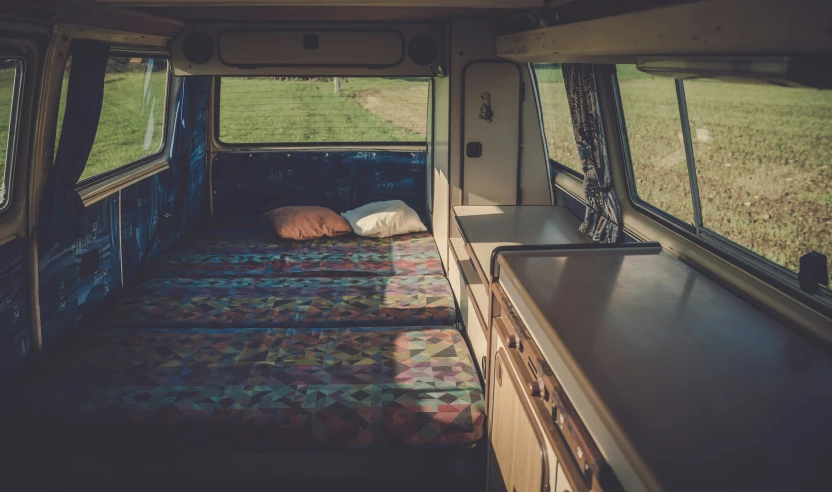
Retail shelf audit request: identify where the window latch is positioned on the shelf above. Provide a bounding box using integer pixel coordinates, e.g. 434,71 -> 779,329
798,251 -> 828,294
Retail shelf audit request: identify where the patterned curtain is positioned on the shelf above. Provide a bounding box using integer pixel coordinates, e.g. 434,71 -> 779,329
562,64 -> 622,243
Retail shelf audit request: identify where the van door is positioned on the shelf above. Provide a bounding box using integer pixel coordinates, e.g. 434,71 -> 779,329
0,25 -> 45,376
462,61 -> 521,205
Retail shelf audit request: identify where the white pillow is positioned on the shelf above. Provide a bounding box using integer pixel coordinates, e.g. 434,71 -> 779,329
342,200 -> 427,238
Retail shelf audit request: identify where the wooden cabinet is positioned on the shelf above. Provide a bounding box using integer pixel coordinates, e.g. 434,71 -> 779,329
487,285 -> 615,492
488,349 -> 549,492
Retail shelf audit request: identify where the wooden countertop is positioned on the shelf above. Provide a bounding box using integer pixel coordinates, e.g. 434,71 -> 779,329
496,249 -> 832,492
453,205 -> 590,284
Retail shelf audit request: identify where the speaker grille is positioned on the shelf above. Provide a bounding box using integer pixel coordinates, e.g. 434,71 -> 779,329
407,33 -> 440,66
182,31 -> 215,65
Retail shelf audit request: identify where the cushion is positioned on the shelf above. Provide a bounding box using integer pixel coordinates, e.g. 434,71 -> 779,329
264,206 -> 352,241
342,200 -> 427,238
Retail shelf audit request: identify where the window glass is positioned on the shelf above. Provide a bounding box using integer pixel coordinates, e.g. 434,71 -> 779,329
55,56 -> 169,182
684,79 -> 832,278
616,64 -> 694,225
0,59 -> 23,210
532,63 -> 583,175
218,77 -> 429,144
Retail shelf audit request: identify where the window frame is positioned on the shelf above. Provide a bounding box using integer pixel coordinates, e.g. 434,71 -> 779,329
611,66 -> 832,313
529,62 -> 584,181
213,76 -> 430,148
72,50 -> 172,189
611,73 -> 698,235
0,57 -> 25,215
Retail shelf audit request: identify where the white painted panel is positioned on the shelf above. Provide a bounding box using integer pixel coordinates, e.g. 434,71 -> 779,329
520,65 -> 553,205
425,79 -> 434,221
447,248 -> 463,302
172,22 -> 442,77
464,294 -> 488,378
448,245 -> 487,377
432,75 -> 451,269
462,62 -> 521,205
555,464 -> 572,492
219,29 -> 403,66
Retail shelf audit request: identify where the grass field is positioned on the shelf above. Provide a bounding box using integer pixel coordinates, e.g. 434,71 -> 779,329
219,77 -> 428,144
69,61 -> 168,181
0,64 -> 18,204
537,64 -> 832,281
3,65 -> 830,282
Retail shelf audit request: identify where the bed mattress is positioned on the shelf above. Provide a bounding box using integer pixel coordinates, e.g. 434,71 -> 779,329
96,275 -> 457,329
14,326 -> 484,453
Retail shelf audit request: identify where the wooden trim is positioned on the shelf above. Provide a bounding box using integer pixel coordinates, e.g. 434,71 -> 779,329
57,22 -> 173,49
496,0 -> 832,62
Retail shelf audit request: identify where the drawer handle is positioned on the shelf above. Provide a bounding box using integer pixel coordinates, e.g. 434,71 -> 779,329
527,379 -> 548,401
506,333 -> 519,349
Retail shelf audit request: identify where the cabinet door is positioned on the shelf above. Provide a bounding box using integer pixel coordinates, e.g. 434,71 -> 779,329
488,349 -> 548,492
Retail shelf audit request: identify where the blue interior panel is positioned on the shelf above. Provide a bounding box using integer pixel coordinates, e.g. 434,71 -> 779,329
0,238 -> 31,376
212,151 -> 427,217
38,194 -> 121,349
121,170 -> 180,285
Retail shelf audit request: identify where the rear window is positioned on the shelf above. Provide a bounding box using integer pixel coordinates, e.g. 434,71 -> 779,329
218,77 -> 429,145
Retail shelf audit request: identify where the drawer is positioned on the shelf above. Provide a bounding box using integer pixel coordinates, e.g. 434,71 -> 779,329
463,284 -> 489,379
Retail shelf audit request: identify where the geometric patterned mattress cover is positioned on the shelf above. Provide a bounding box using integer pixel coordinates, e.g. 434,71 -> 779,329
95,275 -> 457,329
143,219 -> 444,279
14,326 -> 484,453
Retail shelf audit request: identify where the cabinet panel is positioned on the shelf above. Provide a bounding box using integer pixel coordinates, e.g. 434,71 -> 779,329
449,242 -> 488,379
488,349 -> 548,492
556,464 -> 573,492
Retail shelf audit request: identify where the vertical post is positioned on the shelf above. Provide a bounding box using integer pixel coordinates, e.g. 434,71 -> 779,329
676,79 -> 703,233
334,77 -> 341,94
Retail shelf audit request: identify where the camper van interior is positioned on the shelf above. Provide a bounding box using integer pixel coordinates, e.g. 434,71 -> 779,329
0,0 -> 830,491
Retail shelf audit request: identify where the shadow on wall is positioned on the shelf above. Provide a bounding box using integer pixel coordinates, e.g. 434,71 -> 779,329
212,151 -> 427,218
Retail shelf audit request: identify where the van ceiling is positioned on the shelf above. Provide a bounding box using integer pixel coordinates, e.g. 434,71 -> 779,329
132,6 -> 515,22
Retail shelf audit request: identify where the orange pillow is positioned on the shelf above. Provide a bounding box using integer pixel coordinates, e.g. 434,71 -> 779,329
263,206 -> 353,241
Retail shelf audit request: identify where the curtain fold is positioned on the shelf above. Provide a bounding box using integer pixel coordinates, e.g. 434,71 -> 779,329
171,76 -> 210,227
562,64 -> 622,243
38,40 -> 110,253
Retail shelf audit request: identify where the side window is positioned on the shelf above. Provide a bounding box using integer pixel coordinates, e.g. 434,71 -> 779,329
218,77 -> 429,145
56,55 -> 170,183
0,59 -> 23,211
683,79 -> 832,278
532,63 -> 583,176
615,64 -> 832,289
616,65 -> 695,225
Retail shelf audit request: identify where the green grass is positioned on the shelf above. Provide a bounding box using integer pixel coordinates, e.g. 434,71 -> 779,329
81,68 -> 167,181
621,76 -> 832,280
11,63 -> 832,284
537,63 -> 831,281
0,65 -> 17,205
53,62 -> 168,182
218,77 -> 428,144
